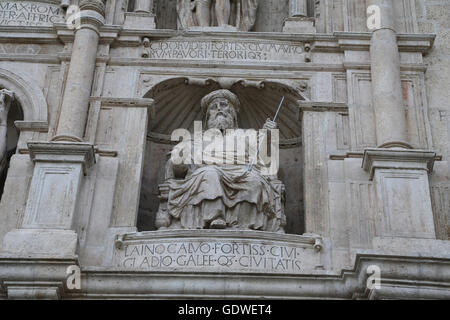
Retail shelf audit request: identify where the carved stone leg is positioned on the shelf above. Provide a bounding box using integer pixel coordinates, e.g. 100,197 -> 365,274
196,0 -> 212,27
215,0 -> 231,26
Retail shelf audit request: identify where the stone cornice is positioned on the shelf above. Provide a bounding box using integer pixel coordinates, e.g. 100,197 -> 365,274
108,58 -> 346,72
297,102 -> 348,119
0,26 -> 435,53
90,97 -> 155,108
54,254 -> 450,299
114,229 -> 323,250
0,25 -> 121,45
0,247 -> 449,299
90,97 -> 156,119
0,26 -> 58,44
14,121 -> 49,132
334,32 -> 435,53
54,23 -> 121,44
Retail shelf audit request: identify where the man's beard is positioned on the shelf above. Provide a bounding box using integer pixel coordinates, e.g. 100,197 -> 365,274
207,113 -> 235,130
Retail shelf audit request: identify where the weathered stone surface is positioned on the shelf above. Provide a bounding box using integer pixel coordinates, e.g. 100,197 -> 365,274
114,230 -> 325,274
0,0 -> 447,300
0,1 -> 65,27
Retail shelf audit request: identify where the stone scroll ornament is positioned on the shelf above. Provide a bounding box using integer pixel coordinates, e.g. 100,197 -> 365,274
0,89 -> 14,175
177,0 -> 258,31
155,89 -> 286,233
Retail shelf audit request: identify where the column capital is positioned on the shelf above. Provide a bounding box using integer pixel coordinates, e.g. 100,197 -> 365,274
362,148 -> 437,180
27,141 -> 96,174
77,0 -> 106,33
79,0 -> 106,16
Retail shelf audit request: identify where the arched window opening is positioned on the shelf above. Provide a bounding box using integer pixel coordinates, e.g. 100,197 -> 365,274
0,89 -> 23,201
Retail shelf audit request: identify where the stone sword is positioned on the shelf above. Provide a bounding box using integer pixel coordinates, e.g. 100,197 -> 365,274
234,96 -> 285,182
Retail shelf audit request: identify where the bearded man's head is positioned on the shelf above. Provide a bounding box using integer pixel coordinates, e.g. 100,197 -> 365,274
201,90 -> 239,130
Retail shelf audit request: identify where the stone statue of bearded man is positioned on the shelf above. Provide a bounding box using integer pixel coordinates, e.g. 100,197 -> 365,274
156,89 -> 286,233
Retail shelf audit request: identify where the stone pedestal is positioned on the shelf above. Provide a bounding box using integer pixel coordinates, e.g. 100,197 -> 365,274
124,0 -> 155,30
2,142 -> 95,257
283,0 -> 315,33
283,17 -> 316,33
363,148 -> 437,239
124,12 -> 156,30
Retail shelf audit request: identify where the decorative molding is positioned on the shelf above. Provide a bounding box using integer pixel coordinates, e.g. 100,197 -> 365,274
0,67 -> 48,123
14,121 -> 49,132
27,141 -> 96,173
335,32 -> 435,53
362,148 -> 437,180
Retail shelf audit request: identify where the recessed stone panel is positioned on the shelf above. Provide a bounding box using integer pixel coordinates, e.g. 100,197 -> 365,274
114,230 -> 324,274
145,39 -> 305,63
0,1 -> 65,27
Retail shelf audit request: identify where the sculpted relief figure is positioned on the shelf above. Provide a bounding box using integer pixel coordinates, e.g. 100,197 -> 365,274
0,90 -> 13,175
177,0 -> 258,31
156,90 -> 286,233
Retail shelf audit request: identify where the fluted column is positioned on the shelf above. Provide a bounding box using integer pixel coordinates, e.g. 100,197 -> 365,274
54,0 -> 105,142
367,0 -> 409,148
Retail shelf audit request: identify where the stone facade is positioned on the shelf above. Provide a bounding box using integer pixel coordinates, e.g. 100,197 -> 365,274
0,0 -> 449,299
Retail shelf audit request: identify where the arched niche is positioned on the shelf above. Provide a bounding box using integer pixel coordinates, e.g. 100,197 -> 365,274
0,68 -> 48,123
0,68 -> 48,199
138,77 -> 308,234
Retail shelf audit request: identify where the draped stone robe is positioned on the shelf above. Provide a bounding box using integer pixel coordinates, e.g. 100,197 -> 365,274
165,128 -> 285,232
177,0 -> 258,31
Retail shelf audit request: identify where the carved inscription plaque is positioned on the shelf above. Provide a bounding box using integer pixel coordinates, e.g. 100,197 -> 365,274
0,1 -> 65,26
146,39 -> 305,63
114,231 -> 323,274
